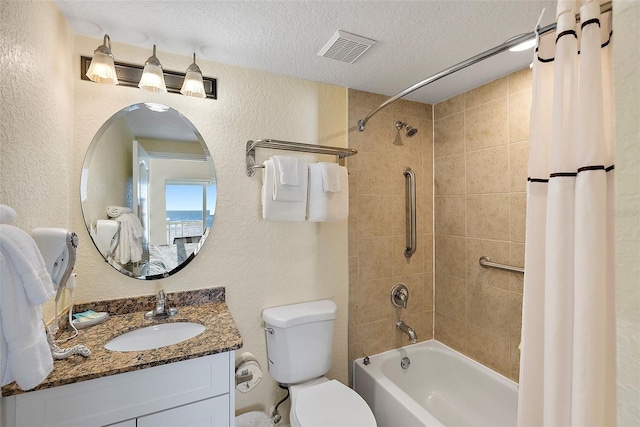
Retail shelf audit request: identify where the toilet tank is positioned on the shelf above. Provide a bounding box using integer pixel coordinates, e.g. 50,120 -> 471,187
262,300 -> 337,385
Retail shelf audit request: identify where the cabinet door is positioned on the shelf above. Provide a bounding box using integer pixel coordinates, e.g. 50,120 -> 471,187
137,395 -> 230,427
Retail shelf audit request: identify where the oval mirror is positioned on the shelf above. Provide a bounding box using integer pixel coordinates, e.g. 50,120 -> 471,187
81,103 -> 216,280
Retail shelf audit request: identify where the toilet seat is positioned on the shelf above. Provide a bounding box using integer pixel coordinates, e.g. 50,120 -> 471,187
291,380 -> 377,426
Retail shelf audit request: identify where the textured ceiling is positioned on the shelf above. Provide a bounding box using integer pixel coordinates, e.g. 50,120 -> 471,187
55,0 -> 556,105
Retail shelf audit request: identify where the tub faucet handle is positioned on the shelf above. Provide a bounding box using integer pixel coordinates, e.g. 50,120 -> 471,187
391,283 -> 409,309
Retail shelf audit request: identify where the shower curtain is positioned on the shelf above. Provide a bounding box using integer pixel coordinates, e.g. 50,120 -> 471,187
517,1 -> 615,426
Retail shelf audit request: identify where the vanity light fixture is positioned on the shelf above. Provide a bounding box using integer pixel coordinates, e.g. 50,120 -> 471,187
138,45 -> 167,93
180,53 -> 206,99
85,34 -> 119,85
81,40 -> 217,99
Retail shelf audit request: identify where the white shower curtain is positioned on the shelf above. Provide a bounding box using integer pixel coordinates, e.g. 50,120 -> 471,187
517,1 -> 616,426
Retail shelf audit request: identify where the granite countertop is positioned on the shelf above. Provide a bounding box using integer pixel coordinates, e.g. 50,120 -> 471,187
1,288 -> 243,397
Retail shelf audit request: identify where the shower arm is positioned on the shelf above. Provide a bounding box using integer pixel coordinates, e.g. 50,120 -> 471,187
357,1 -> 612,132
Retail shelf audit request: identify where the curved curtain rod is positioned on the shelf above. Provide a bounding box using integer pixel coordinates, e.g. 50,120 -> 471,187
357,0 -> 612,132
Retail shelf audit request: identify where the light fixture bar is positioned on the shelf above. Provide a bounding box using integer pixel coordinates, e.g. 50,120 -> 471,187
80,56 -> 217,99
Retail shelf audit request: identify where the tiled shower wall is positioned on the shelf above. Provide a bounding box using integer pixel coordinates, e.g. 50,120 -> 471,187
433,67 -> 531,381
347,89 -> 434,369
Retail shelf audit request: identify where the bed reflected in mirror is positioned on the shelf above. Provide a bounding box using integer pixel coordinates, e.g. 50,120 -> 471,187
80,103 -> 216,280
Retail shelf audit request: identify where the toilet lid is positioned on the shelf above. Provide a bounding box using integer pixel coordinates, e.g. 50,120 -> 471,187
294,380 -> 377,426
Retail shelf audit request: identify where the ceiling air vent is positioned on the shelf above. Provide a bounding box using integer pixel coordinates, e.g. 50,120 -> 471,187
317,30 -> 377,64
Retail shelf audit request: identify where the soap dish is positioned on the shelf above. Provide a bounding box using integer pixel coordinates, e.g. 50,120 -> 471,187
72,312 -> 109,330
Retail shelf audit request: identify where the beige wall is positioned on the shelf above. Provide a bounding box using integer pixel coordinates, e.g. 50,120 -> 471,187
2,1 -> 350,419
433,68 -> 531,381
614,1 -> 640,424
347,89 -> 434,373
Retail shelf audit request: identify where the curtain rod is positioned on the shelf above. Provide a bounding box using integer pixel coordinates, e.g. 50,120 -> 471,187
357,1 -> 612,132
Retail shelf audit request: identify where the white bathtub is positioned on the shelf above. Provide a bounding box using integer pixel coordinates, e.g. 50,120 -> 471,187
353,340 -> 518,427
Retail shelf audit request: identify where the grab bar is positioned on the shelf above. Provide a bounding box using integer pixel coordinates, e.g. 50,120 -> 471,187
404,167 -> 416,258
479,256 -> 524,274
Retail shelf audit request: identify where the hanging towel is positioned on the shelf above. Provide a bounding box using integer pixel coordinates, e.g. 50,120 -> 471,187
95,220 -> 120,257
113,213 -> 143,264
0,224 -> 55,390
262,159 -> 307,222
272,156 -> 308,202
106,206 -> 133,218
319,162 -> 342,193
308,163 -> 349,222
0,204 -> 17,225
273,155 -> 300,186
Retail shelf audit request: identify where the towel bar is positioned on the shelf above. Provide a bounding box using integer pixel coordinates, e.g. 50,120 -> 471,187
245,139 -> 357,177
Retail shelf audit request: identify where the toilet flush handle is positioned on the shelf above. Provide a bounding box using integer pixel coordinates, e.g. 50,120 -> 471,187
265,327 -> 274,334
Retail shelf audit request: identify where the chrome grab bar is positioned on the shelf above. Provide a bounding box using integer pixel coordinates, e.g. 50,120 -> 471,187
404,167 -> 416,258
479,256 -> 524,274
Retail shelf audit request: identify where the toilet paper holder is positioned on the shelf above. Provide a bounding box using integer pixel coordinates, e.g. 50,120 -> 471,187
235,352 -> 263,393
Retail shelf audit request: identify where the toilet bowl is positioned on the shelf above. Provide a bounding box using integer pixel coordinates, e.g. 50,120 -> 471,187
289,377 -> 377,427
262,300 -> 376,426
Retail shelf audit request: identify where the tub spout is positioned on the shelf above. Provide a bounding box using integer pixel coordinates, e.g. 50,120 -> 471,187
396,320 -> 417,343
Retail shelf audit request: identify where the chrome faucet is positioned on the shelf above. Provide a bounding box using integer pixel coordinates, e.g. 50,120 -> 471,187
396,320 -> 417,343
145,289 -> 178,319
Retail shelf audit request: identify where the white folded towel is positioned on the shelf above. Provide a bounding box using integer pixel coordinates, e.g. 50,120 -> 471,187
0,204 -> 17,225
96,220 -> 120,257
107,206 -> 133,218
308,163 -> 349,222
272,156 -> 308,202
262,159 -> 307,222
0,224 -> 55,390
113,213 -> 144,264
273,155 -> 300,186
320,162 -> 342,193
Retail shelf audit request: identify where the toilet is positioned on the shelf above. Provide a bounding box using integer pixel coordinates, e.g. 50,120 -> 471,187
262,300 -> 377,427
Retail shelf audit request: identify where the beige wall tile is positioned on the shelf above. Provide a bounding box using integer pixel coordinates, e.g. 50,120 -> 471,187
509,192 -> 527,243
356,278 -> 396,324
403,310 -> 433,344
509,243 -> 525,293
349,343 -> 364,365
349,213 -> 358,256
509,339 -> 521,382
422,234 -> 434,275
467,282 -> 511,338
392,235 -> 425,276
509,91 -> 532,143
435,312 -> 467,353
358,236 -> 393,280
465,98 -> 508,152
350,89 -> 391,112
510,291 -> 523,342
435,235 -> 467,279
422,157 -> 434,198
393,273 -> 428,315
466,194 -> 510,240
466,238 -> 511,290
465,76 -> 508,109
349,256 -> 358,300
420,118 -> 434,160
508,67 -> 532,94
509,141 -> 529,192
435,195 -> 466,236
423,195 -> 434,235
435,154 -> 466,195
435,93 -> 465,120
357,152 -> 395,195
466,145 -> 509,194
434,112 -> 465,158
358,195 -> 393,237
466,325 -> 511,377
349,172 -> 359,213
393,154 -> 424,196
435,273 -> 467,320
357,319 -> 395,356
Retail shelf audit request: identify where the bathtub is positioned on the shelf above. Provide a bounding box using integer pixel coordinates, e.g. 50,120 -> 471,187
353,340 -> 518,427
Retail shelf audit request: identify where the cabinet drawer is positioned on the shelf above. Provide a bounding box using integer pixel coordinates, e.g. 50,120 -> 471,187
13,352 -> 231,426
137,395 -> 230,427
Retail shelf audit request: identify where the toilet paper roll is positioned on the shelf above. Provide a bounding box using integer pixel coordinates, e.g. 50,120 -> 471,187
235,356 -> 263,393
96,220 -> 119,256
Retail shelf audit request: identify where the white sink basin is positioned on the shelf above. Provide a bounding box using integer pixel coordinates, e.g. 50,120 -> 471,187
105,322 -> 206,352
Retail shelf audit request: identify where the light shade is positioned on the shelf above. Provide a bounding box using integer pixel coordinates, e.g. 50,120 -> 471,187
180,53 -> 206,98
138,45 -> 167,93
86,34 -> 119,85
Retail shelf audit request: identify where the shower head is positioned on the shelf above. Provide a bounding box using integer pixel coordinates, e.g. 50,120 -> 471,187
395,121 -> 418,137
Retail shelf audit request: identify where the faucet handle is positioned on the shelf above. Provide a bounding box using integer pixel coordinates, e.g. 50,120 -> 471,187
391,283 -> 409,309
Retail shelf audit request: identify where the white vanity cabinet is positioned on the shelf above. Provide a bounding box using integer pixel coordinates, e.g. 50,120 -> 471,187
1,351 -> 235,427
